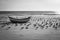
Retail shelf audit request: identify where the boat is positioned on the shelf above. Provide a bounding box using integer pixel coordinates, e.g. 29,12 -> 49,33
8,16 -> 31,23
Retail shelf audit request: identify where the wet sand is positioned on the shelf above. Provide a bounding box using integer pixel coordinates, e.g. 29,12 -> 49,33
0,28 -> 60,40
0,12 -> 60,40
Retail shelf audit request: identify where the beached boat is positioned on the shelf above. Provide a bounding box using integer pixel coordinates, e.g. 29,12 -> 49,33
8,16 -> 31,23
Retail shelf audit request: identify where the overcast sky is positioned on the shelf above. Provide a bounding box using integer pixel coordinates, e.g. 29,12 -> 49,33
0,0 -> 60,13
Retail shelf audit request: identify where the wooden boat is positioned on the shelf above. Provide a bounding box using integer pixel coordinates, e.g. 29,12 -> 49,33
8,16 -> 31,23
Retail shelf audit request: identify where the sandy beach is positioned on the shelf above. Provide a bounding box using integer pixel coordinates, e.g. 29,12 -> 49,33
0,12 -> 60,40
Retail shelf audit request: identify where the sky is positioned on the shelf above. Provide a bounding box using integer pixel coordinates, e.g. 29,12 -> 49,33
0,0 -> 60,13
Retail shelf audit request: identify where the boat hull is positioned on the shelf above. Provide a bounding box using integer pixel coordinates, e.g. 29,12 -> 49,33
8,16 -> 31,23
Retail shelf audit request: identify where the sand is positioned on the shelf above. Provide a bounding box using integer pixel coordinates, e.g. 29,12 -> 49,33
0,14 -> 60,40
